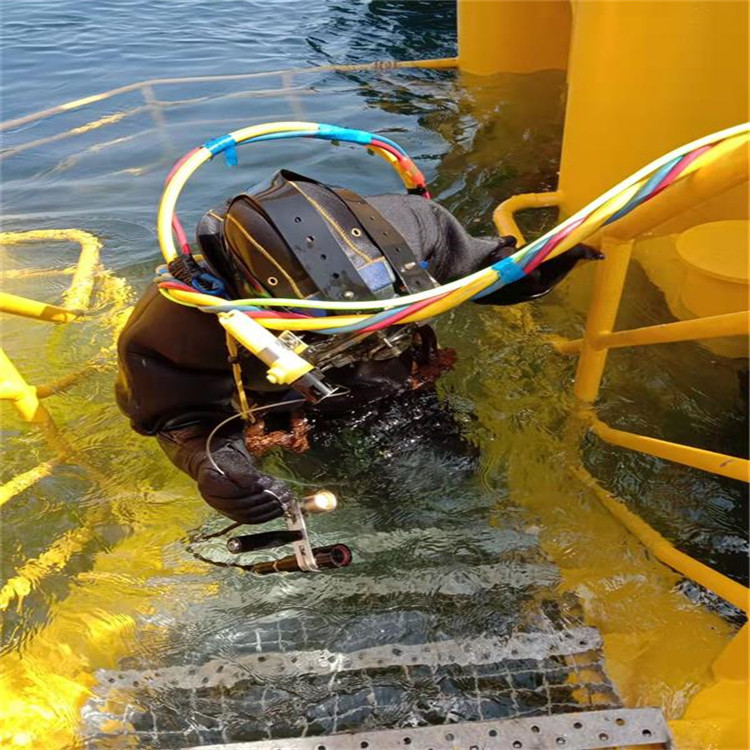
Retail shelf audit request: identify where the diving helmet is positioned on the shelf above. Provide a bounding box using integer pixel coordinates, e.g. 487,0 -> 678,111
196,170 -> 436,302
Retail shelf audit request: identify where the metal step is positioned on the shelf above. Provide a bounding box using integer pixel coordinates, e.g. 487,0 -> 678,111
186,708 -> 672,749
83,624 -> 621,748
92,627 -> 601,690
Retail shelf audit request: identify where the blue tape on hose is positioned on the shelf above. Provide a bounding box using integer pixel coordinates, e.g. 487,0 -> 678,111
473,259 -> 526,300
491,257 -> 525,283
317,124 -> 373,145
204,134 -> 237,156
224,144 -> 238,167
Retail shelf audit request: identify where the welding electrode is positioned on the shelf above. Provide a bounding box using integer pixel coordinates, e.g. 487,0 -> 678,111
251,544 -> 353,575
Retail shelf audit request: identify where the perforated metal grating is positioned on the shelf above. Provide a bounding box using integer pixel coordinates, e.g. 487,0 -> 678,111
83,623 -> 620,748
187,708 -> 672,749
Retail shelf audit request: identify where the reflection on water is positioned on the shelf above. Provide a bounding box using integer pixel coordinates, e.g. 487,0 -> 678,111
1,3 -> 747,746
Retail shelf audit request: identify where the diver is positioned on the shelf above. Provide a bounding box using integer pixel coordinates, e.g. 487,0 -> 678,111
116,167 -> 601,528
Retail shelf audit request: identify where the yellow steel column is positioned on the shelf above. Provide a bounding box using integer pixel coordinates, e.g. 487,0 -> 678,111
457,0 -> 571,75
559,0 -> 750,214
672,623 -> 750,750
573,238 -> 632,402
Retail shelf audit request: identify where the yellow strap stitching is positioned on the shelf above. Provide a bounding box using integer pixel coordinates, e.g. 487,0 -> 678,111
288,181 -> 372,264
223,212 -> 305,298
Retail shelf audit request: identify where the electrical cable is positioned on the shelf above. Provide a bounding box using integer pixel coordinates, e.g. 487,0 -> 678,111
153,121 -> 748,331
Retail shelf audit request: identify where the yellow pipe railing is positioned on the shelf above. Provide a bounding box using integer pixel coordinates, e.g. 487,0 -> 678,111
0,460 -> 60,510
0,57 -> 458,137
556,310 -> 749,354
0,229 -> 114,507
493,159 -> 749,616
492,190 -> 563,243
587,414 -> 750,483
571,466 -> 749,613
1,230 -> 101,320
0,292 -> 82,323
1,230 -> 134,620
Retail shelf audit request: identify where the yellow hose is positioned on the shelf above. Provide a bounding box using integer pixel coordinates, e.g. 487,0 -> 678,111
156,122 -> 749,328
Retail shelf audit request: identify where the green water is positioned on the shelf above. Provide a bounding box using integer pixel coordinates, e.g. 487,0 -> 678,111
1,17 -> 747,747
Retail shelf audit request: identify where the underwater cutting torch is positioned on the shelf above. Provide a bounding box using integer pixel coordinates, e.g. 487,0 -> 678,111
226,490 -> 352,575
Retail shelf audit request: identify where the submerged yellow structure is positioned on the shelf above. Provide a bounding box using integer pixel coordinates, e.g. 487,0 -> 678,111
1,1 -> 748,748
461,0 -> 750,352
462,1 -> 749,748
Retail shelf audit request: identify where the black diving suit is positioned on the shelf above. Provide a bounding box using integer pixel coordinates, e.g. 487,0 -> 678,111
116,188 -> 596,525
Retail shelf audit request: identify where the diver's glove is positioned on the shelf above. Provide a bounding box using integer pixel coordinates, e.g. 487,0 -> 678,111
158,426 -> 291,524
476,243 -> 604,306
487,234 -> 519,261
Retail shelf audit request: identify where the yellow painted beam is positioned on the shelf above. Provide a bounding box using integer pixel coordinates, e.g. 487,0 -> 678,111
457,0 -> 571,75
588,415 -> 750,484
0,292 -> 81,323
570,466 -> 749,613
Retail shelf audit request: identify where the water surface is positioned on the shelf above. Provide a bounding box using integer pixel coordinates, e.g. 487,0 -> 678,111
1,2 -> 746,747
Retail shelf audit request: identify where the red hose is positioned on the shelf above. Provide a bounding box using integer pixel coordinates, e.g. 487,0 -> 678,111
359,291 -> 450,333
524,217 -> 585,274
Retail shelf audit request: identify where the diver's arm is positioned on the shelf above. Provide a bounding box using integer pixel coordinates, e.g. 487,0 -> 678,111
367,195 -> 601,304
116,285 -> 289,523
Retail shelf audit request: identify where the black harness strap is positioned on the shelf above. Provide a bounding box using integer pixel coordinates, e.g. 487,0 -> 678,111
334,187 -> 438,294
250,178 -> 375,301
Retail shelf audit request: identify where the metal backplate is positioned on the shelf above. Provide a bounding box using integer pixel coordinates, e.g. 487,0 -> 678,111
187,708 -> 671,749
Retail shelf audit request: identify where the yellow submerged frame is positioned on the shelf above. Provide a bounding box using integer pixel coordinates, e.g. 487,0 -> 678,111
2,44 -> 749,747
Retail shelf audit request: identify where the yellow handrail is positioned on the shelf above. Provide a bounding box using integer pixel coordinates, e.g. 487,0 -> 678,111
556,310 -> 749,353
0,230 -> 131,508
0,57 -> 458,133
587,414 -> 750,483
492,190 -> 563,244
493,157 -> 750,612
571,466 -> 749,613
0,292 -> 82,323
